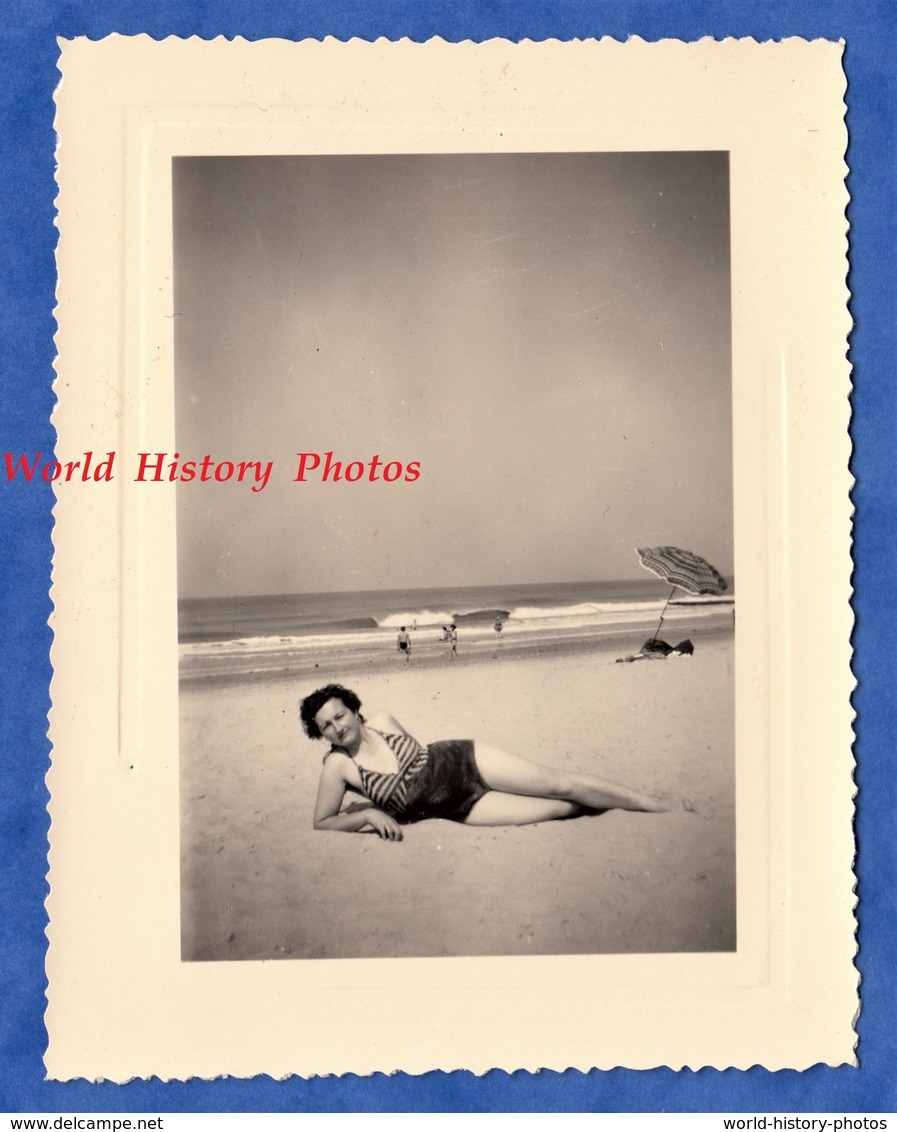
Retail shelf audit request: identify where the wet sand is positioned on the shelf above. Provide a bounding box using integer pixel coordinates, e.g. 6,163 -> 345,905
179,625 -> 735,960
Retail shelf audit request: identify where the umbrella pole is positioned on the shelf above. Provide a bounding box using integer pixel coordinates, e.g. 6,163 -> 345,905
651,586 -> 678,643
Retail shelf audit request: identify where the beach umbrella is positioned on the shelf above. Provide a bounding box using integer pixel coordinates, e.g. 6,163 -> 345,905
636,545 -> 728,643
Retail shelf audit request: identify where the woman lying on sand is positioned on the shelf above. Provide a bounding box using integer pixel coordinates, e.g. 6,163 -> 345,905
300,683 -> 685,841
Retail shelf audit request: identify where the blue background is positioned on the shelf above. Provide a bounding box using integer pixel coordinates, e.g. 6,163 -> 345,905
1,0 -> 893,1114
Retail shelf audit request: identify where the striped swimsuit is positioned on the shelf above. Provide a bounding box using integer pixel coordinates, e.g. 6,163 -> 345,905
326,729 -> 488,823
353,730 -> 430,817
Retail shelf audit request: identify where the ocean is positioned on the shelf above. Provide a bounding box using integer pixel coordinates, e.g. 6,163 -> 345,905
179,578 -> 734,681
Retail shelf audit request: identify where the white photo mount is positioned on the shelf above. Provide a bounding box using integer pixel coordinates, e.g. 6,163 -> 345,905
47,36 -> 854,1079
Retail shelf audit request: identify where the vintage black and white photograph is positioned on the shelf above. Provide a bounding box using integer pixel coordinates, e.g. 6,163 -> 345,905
45,35 -> 857,1079
173,151 -> 736,962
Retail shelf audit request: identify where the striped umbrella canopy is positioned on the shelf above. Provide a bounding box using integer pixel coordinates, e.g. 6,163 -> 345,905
637,546 -> 728,596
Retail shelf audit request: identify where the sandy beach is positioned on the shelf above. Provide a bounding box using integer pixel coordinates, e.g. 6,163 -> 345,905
179,619 -> 735,962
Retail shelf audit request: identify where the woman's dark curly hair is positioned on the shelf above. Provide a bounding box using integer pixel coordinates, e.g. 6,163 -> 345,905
299,684 -> 364,740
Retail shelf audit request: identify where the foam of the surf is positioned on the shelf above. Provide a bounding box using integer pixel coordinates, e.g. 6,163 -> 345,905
378,609 -> 457,629
180,599 -> 731,667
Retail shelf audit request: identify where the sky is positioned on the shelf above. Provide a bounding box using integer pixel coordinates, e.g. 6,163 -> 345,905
172,152 -> 732,599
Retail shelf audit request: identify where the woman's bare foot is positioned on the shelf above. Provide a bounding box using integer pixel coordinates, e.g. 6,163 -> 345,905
631,791 -> 675,812
634,792 -> 695,813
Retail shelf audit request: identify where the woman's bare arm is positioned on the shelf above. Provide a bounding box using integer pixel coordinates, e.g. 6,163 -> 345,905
312,752 -> 402,839
316,808 -> 400,836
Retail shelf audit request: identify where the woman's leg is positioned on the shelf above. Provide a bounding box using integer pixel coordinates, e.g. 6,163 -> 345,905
473,742 -> 673,812
464,791 -> 581,826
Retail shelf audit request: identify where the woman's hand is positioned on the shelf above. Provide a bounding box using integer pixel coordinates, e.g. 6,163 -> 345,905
361,808 -> 404,841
